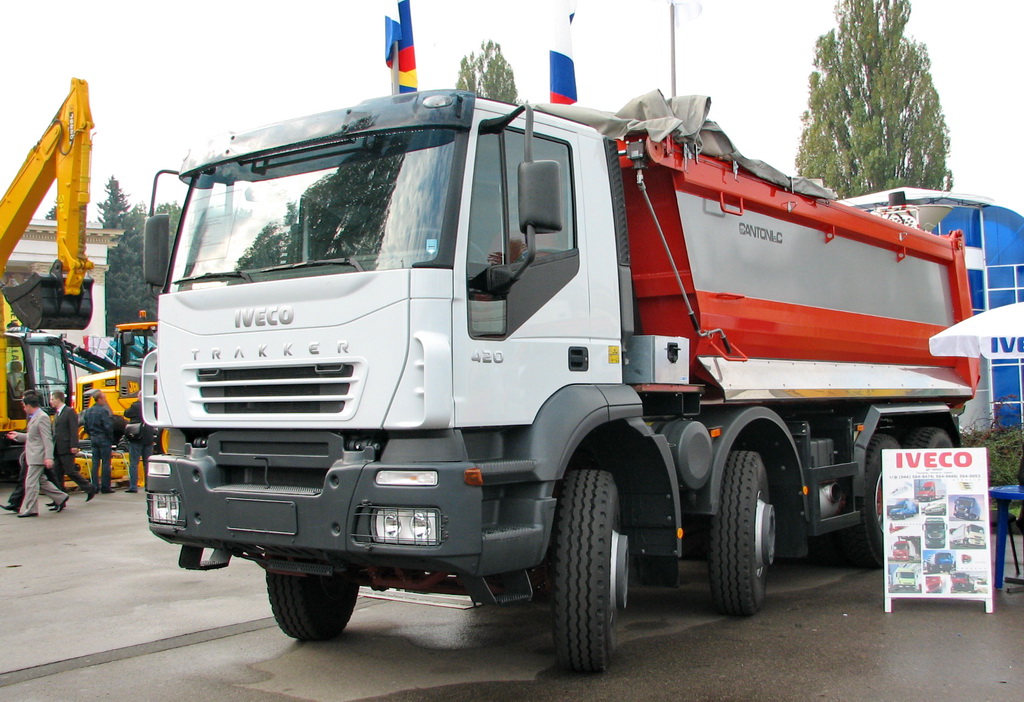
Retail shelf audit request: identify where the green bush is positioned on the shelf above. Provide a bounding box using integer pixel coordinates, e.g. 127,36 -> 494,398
960,426 -> 1023,487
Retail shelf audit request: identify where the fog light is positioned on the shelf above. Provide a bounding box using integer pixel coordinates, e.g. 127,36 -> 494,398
383,510 -> 400,539
371,507 -> 440,546
148,493 -> 184,526
411,510 -> 431,540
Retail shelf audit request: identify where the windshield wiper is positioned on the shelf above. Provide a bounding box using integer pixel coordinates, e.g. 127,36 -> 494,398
254,257 -> 364,274
174,270 -> 252,284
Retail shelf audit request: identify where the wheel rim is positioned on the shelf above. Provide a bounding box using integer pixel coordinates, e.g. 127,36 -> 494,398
873,472 -> 884,531
755,493 -> 776,575
610,530 -> 629,610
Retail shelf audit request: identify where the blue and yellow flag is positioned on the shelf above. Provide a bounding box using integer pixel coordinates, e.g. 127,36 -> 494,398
385,0 -> 418,93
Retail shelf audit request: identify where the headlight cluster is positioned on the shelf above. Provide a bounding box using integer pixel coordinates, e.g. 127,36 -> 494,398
148,493 -> 184,526
372,507 -> 440,546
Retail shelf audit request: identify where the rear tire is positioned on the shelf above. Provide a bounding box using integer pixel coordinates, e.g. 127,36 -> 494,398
552,469 -> 626,672
836,433 -> 899,568
266,571 -> 359,641
902,427 -> 953,449
708,451 -> 775,616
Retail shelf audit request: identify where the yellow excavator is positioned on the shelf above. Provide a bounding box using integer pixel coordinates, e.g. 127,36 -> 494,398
0,78 -> 97,476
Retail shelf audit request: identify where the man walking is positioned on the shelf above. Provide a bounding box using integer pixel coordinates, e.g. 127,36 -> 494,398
7,393 -> 67,517
51,390 -> 96,501
81,389 -> 115,494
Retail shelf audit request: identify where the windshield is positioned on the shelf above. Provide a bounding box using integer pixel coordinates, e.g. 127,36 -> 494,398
171,129 -> 457,289
25,343 -> 68,404
120,329 -> 157,368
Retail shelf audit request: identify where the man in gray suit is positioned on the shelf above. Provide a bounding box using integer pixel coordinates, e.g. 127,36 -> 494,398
7,392 -> 68,517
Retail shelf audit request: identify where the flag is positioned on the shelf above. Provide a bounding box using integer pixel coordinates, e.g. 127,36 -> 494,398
385,0 -> 417,94
549,0 -> 577,105
669,0 -> 702,25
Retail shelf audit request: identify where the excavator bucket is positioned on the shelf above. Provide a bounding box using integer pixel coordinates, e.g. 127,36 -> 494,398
3,271 -> 94,330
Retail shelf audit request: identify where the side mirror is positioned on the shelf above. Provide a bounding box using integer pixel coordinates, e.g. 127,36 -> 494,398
144,214 -> 170,288
518,160 -> 562,234
483,160 -> 563,295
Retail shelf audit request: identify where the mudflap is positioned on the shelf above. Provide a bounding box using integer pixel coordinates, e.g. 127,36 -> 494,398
3,267 -> 94,329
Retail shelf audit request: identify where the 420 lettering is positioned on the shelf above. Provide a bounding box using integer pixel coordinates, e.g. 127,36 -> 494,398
470,350 -> 504,364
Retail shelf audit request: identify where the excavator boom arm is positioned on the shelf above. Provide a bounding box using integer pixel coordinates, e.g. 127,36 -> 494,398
0,78 -> 94,295
0,78 -> 96,330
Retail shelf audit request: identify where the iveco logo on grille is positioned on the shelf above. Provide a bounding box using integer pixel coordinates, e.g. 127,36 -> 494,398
235,306 -> 295,328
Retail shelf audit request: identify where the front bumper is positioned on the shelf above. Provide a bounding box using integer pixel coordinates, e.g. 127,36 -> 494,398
146,447 -> 554,578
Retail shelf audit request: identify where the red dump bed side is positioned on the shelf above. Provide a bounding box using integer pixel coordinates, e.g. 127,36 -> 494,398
621,137 -> 977,403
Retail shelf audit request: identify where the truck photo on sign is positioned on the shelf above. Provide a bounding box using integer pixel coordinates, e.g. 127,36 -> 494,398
883,448 -> 992,613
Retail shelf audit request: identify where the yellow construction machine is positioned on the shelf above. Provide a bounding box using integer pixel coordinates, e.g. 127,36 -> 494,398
0,78 -> 98,477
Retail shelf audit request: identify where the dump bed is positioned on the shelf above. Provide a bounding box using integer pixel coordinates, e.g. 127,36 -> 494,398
620,138 -> 976,403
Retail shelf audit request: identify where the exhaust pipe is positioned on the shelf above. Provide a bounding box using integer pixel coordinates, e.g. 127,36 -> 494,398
819,482 -> 846,519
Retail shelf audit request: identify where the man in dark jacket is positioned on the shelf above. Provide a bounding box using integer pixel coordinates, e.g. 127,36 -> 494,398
123,393 -> 154,493
50,390 -> 96,501
82,389 -> 115,493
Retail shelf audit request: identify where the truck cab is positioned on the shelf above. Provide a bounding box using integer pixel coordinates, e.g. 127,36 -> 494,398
0,329 -> 76,477
888,499 -> 919,520
924,517 -> 946,549
891,539 -> 912,561
926,551 -> 955,574
891,564 -> 919,592
950,571 -> 975,592
953,496 -> 981,521
915,480 -> 937,502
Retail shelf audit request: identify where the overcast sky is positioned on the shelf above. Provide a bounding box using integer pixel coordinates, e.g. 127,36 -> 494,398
2,0 -> 1021,224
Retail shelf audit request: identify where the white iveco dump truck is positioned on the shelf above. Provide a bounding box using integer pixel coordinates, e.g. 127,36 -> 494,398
142,90 -> 975,671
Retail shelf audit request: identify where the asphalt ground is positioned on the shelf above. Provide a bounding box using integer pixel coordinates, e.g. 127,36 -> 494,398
1,484 -> 1022,701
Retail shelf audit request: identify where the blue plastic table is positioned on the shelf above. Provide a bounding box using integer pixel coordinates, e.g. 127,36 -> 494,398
990,485 -> 1024,590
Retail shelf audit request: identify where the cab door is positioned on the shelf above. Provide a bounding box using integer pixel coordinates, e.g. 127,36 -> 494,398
452,119 -> 595,427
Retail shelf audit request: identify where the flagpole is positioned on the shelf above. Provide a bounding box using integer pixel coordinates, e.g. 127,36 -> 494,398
670,4 -> 677,98
390,43 -> 400,96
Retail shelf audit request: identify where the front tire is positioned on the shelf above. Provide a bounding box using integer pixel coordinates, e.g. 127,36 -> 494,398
708,450 -> 775,616
836,433 -> 900,568
266,571 -> 359,641
552,469 -> 626,672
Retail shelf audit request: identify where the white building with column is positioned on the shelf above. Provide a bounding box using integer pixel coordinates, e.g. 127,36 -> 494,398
1,218 -> 122,348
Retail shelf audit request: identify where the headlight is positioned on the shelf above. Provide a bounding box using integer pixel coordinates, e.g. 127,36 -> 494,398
148,493 -> 184,526
375,470 -> 438,486
371,507 -> 440,546
148,461 -> 172,477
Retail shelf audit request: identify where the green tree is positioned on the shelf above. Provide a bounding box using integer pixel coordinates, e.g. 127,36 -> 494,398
104,198 -> 180,334
97,175 -> 132,229
795,0 -> 952,198
456,40 -> 519,103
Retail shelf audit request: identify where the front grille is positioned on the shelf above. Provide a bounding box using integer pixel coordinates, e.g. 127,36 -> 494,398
191,362 -> 363,417
222,467 -> 327,491
208,431 -> 346,493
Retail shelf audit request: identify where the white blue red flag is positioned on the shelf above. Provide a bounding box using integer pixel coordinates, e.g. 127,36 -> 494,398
549,0 -> 577,104
385,0 -> 418,93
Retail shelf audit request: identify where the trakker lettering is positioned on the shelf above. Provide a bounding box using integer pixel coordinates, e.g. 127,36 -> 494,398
235,306 -> 296,328
191,340 -> 349,360
738,222 -> 784,244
